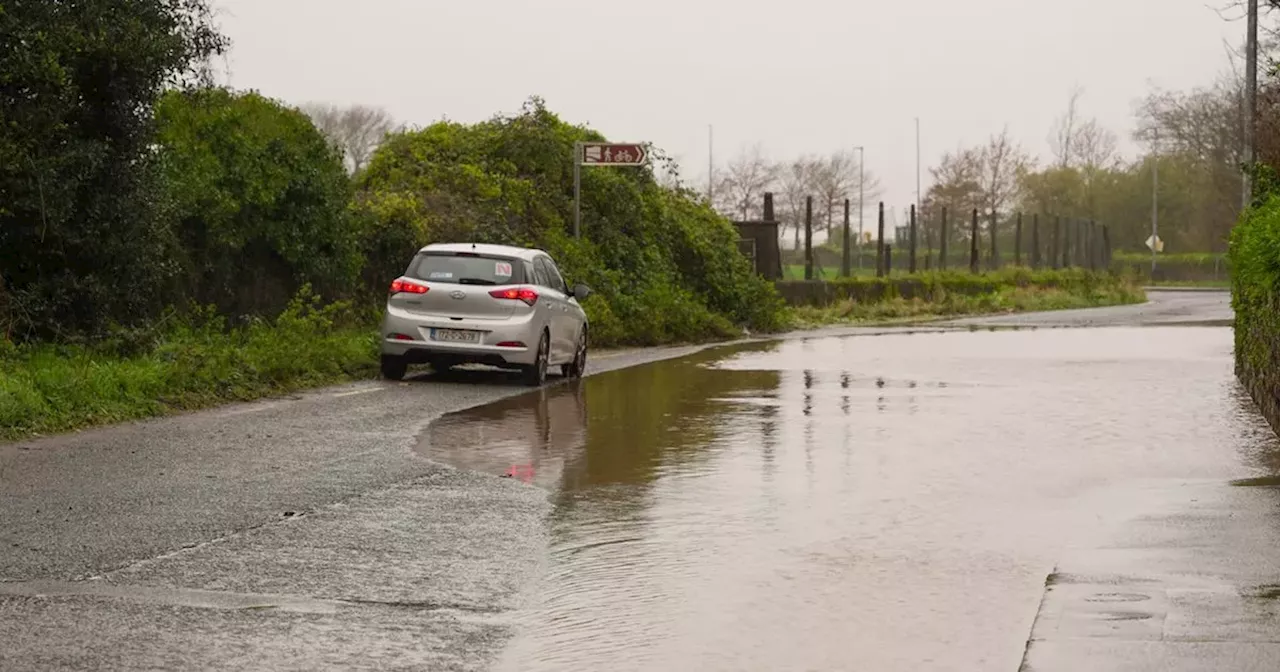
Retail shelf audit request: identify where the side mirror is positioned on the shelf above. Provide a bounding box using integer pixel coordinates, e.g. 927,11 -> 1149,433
572,284 -> 592,300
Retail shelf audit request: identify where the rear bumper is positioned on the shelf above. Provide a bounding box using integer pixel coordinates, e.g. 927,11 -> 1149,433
380,306 -> 539,367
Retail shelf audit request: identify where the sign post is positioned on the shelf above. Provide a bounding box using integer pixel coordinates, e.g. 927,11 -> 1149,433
573,142 -> 649,238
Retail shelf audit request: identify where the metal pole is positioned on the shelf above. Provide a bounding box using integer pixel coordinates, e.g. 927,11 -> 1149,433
876,202 -> 886,278
911,119 -> 921,224
708,125 -> 714,204
940,206 -> 949,271
909,204 -> 918,273
1245,0 -> 1259,209
804,196 -> 814,281
573,141 -> 582,238
1015,212 -> 1023,267
841,198 -> 851,277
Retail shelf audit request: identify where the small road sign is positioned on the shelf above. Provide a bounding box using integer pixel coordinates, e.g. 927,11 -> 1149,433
1145,235 -> 1164,253
580,143 -> 648,166
573,141 -> 650,238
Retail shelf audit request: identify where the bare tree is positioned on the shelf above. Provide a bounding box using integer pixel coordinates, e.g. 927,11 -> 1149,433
808,151 -> 883,244
1050,86 -> 1084,168
1072,118 -> 1119,170
978,127 -> 1030,218
1072,118 -> 1120,217
777,158 -> 818,250
924,147 -> 983,249
300,103 -> 397,174
713,144 -> 779,220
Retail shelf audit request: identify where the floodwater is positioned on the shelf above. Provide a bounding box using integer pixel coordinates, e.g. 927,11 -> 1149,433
423,326 -> 1280,671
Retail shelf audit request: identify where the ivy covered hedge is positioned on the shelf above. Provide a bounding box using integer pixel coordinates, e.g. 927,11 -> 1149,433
1230,196 -> 1280,430
353,98 -> 789,347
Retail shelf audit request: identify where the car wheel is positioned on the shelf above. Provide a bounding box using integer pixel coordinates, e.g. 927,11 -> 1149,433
380,355 -> 407,381
523,331 -> 549,387
562,328 -> 587,379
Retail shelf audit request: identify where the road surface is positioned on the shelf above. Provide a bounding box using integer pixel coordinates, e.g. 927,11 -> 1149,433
7,289 -> 1277,671
946,287 -> 1233,328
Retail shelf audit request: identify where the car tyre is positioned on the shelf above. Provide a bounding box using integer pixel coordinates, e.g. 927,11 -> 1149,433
562,327 -> 587,379
523,331 -> 549,387
380,355 -> 407,381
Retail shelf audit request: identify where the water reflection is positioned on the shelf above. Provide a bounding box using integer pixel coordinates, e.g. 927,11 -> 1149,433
425,341 -> 785,498
419,326 -> 1279,672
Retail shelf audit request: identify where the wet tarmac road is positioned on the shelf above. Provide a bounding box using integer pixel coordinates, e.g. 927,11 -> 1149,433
7,289 -> 1279,671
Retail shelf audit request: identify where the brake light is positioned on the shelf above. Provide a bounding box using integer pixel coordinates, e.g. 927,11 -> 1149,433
390,278 -> 429,295
489,287 -> 539,307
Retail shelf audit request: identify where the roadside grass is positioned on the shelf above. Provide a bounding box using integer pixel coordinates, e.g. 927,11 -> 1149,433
790,281 -> 1147,328
0,290 -> 377,442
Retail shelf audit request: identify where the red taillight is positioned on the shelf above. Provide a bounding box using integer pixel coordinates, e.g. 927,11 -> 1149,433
488,286 -> 539,307
390,333 -> 414,341
495,341 -> 527,348
390,278 -> 429,295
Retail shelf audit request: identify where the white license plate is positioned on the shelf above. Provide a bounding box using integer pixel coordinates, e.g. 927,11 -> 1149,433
431,328 -> 481,343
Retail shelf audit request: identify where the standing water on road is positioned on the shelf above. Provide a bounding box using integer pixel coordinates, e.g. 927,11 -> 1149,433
423,327 -> 1280,671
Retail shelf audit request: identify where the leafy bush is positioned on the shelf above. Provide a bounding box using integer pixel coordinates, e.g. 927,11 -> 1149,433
155,88 -> 362,317
0,0 -> 227,341
355,97 -> 786,347
1230,195 -> 1280,430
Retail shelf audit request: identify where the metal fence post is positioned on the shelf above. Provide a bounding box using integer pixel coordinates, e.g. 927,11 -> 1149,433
1031,214 -> 1041,269
970,208 -> 980,274
804,196 -> 814,280
909,204 -> 918,274
876,202 -> 886,278
1014,213 -> 1022,267
841,198 -> 852,278
989,210 -> 999,270
940,206 -> 949,272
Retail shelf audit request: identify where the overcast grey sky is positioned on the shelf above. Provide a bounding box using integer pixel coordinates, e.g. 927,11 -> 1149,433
213,0 -> 1243,211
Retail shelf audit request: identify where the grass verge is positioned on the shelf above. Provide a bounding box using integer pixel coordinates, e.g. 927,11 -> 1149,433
0,292 -> 377,442
789,275 -> 1146,328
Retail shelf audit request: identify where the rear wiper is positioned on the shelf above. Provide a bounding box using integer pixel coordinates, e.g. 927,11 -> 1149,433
457,278 -> 498,286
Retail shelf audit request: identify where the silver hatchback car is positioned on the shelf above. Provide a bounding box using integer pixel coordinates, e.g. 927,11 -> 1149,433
380,243 -> 591,386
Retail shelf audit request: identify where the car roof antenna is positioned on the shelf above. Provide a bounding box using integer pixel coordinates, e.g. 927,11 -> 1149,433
471,242 -> 477,249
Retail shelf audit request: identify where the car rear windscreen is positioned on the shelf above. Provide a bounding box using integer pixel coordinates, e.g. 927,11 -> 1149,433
408,252 -> 525,286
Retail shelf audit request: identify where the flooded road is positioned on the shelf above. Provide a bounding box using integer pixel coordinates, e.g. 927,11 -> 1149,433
6,290 -> 1275,671
426,324 -> 1280,671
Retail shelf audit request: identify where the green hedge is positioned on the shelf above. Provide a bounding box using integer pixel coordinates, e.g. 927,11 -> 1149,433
1111,252 -> 1230,283
354,98 -> 788,348
774,268 -> 1133,307
1230,197 -> 1280,431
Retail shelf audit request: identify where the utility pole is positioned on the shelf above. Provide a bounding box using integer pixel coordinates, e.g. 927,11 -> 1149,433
708,124 -> 714,204
574,141 -> 582,238
856,146 -> 865,271
1245,0 -> 1259,209
916,119 -> 926,224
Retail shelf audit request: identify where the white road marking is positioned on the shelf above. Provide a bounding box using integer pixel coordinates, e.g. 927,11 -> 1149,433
333,388 -> 381,399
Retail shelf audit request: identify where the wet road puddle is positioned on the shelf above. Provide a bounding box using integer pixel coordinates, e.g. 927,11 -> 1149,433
417,327 -> 1280,671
